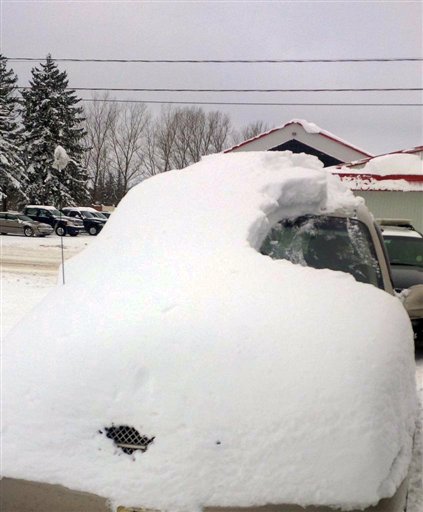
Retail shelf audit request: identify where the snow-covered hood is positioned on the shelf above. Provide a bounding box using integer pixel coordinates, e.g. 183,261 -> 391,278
2,152 -> 416,511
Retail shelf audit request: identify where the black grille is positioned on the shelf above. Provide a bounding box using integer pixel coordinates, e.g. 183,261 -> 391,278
102,425 -> 155,455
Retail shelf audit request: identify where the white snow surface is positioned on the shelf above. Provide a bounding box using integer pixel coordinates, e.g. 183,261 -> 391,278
52,144 -> 71,170
288,118 -> 321,134
2,152 -> 417,511
367,153 -> 422,175
347,153 -> 423,176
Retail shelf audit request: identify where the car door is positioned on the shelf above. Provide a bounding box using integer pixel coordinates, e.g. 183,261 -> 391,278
25,207 -> 40,222
37,209 -> 54,227
0,213 -> 9,234
5,214 -> 21,234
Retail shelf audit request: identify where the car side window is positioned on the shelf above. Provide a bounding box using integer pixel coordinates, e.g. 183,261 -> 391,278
25,208 -> 38,216
0,213 -> 6,219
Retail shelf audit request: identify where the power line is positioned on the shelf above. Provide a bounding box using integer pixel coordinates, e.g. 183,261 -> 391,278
80,98 -> 422,107
8,57 -> 423,64
16,86 -> 423,93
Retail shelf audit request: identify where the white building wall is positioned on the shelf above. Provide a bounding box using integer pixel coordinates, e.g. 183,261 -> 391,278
356,191 -> 423,232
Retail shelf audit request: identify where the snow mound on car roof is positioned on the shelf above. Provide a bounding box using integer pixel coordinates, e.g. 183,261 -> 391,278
2,152 -> 416,510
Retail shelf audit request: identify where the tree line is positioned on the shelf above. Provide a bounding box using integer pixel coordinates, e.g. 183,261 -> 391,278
0,55 -> 267,210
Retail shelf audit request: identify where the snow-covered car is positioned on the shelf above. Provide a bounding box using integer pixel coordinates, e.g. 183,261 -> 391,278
2,152 -> 417,512
76,206 -> 111,220
378,219 -> 423,345
23,205 -> 84,236
61,206 -> 106,235
0,211 -> 53,237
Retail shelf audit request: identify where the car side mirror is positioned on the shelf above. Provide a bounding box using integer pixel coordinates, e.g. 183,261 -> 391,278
402,284 -> 423,320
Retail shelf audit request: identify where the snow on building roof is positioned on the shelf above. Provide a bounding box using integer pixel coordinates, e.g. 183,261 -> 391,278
2,152 -> 416,511
331,149 -> 423,192
225,119 -> 373,158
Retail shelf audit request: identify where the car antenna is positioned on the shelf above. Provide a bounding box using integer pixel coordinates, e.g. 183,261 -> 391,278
53,146 -> 71,285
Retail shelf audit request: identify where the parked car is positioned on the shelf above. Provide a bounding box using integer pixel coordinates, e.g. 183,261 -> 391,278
76,207 -> 111,220
3,153 -> 417,512
0,211 -> 53,237
378,219 -> 423,344
61,207 -> 106,235
23,205 -> 84,236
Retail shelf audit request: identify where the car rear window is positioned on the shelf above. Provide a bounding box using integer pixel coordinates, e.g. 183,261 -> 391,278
261,215 -> 384,289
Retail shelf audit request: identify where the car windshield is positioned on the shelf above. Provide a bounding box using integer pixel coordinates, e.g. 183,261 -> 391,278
260,215 -> 383,288
93,212 -> 107,219
16,215 -> 33,222
383,235 -> 423,268
80,211 -> 96,219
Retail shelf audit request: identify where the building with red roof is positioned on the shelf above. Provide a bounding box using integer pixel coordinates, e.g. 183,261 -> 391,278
226,120 -> 422,231
225,119 -> 373,167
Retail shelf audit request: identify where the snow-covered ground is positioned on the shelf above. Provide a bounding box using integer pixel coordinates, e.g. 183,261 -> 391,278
1,234 -> 92,332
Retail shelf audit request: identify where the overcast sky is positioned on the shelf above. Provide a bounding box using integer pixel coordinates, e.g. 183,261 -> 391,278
1,0 -> 422,155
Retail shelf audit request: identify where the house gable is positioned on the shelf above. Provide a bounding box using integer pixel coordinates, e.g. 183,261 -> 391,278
226,119 -> 372,167
268,140 -> 343,167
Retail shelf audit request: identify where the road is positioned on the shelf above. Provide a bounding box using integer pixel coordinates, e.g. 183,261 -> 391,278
1,233 -> 91,273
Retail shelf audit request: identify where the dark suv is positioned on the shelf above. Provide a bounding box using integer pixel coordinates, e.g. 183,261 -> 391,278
23,205 -> 84,236
61,207 -> 106,236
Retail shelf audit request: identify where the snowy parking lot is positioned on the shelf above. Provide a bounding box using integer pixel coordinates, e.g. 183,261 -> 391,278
1,229 -> 422,509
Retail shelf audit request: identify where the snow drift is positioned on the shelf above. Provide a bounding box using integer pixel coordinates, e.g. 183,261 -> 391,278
2,151 -> 416,511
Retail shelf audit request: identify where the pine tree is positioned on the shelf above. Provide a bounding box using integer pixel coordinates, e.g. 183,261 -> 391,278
0,55 -> 28,210
21,55 -> 89,207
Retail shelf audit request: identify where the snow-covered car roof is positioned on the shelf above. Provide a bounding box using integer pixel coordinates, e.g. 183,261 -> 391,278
25,205 -> 58,210
382,227 -> 422,238
3,152 -> 416,511
62,206 -> 99,212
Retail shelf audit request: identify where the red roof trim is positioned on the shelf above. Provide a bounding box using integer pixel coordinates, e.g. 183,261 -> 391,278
335,172 -> 423,183
317,132 -> 372,157
223,127 -> 281,153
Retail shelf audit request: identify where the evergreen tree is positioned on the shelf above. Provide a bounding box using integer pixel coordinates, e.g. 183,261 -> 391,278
21,55 -> 89,207
0,55 -> 28,210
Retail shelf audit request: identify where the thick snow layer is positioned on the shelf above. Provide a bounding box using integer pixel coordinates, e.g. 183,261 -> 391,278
346,153 -> 423,176
2,152 -> 417,511
288,118 -> 321,134
52,144 -> 71,170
